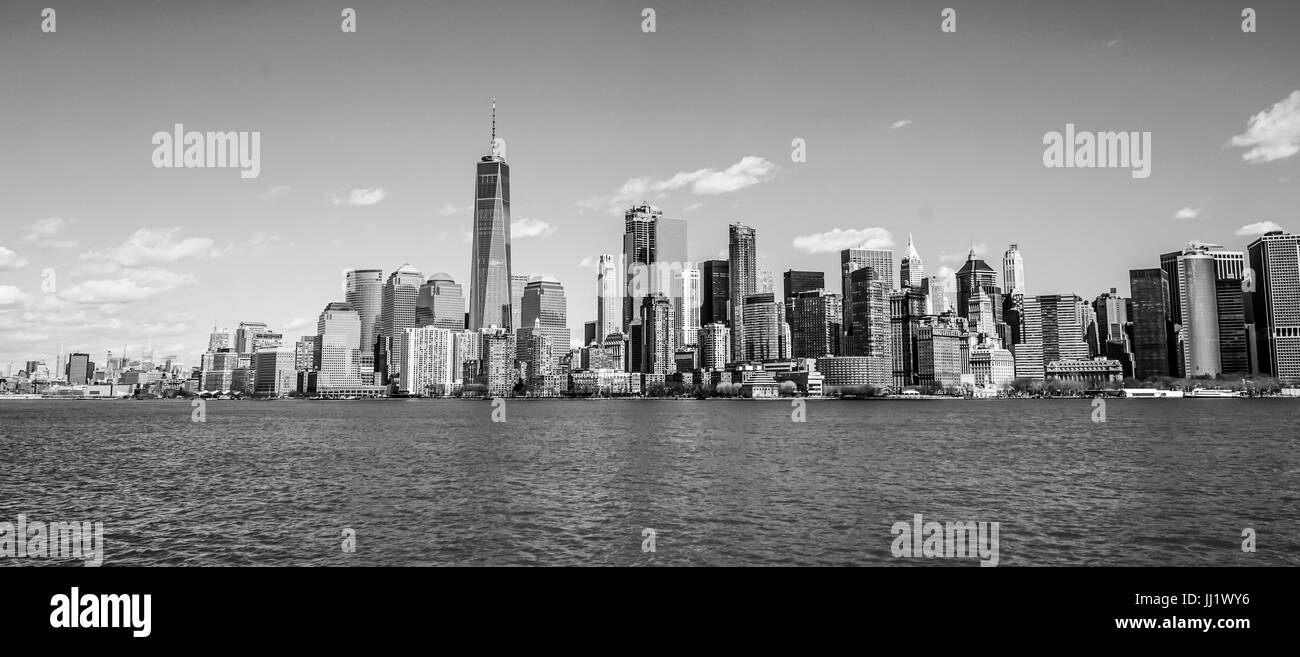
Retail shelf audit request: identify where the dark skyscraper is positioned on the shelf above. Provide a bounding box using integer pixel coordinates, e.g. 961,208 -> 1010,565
1160,241 -> 1246,327
783,270 -> 824,301
955,248 -> 999,323
841,248 -> 893,356
1129,268 -> 1174,379
700,260 -> 729,326
622,205 -> 687,330
469,100 -> 513,330
1215,278 -> 1249,375
789,290 -> 841,359
1246,231 -> 1300,383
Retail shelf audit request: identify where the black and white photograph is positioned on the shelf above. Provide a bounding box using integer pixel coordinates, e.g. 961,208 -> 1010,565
1,0 -> 1296,645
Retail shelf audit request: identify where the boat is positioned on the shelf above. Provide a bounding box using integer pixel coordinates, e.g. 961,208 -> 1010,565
1118,388 -> 1184,398
0,394 -> 43,400
1187,387 -> 1243,398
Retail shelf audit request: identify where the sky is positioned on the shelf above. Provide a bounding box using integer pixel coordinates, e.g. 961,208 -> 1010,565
1,0 -> 1298,369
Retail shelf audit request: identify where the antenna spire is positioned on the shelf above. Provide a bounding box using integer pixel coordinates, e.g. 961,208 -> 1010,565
491,96 -> 497,145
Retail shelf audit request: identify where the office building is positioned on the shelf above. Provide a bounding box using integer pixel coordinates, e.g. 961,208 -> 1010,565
469,104 -> 514,331
346,269 -> 384,352
415,273 -> 465,330
1246,231 -> 1300,384
900,234 -> 924,289
729,223 -> 757,363
700,260 -> 729,326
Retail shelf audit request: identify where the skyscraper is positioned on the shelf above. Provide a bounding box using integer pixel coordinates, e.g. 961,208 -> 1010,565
675,265 -> 701,347
1246,231 -> 1300,384
396,327 -> 454,396
596,254 -> 621,342
890,287 -> 928,387
1176,251 -> 1222,377
782,269 -> 824,324
639,294 -> 676,374
848,267 -> 892,386
510,274 -> 528,331
1093,288 -> 1135,378
742,293 -> 782,362
956,248 -> 999,323
520,277 -> 570,359
379,265 -> 423,384
207,327 -> 231,352
790,290 -> 842,359
729,223 -> 757,362
415,273 -> 465,330
1128,268 -> 1174,379
842,248 -> 893,353
900,234 -> 924,289
1160,241 -> 1246,326
698,322 -> 731,370
700,260 -> 729,326
68,353 -> 90,386
623,204 -> 660,329
1215,278 -> 1249,375
468,100 -> 513,331
1002,244 -> 1025,296
315,302 -> 362,388
235,322 -> 268,354
345,269 -> 384,352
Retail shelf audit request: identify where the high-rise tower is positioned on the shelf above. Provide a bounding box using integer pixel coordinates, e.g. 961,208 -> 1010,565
900,234 -> 924,289
469,99 -> 513,330
1002,244 -> 1025,296
728,223 -> 757,362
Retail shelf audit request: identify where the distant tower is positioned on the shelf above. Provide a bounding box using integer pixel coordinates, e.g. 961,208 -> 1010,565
346,269 -> 384,351
596,254 -> 622,342
1003,244 -> 1025,296
469,98 -> 513,330
728,223 -> 757,362
900,234 -> 924,289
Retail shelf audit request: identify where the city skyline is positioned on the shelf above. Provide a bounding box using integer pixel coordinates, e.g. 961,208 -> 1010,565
3,0 -> 1300,369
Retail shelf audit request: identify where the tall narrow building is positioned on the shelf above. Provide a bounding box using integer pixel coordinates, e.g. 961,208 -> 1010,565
1246,231 -> 1300,384
955,247 -> 1000,323
623,204 -> 660,329
729,223 -> 757,362
468,100 -> 513,330
700,260 -> 729,326
379,265 -> 423,384
415,273 -> 465,330
675,265 -> 701,347
1176,250 -> 1222,377
596,254 -> 621,342
900,234 -> 924,289
1160,241 -> 1246,326
841,247 -> 893,355
520,277 -> 570,361
1002,244 -> 1025,296
346,269 -> 384,352
1128,268 -> 1174,379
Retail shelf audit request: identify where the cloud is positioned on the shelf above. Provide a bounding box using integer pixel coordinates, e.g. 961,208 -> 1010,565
440,203 -> 471,216
890,119 -> 913,131
939,243 -> 989,263
1229,90 -> 1300,163
81,228 -> 221,268
1173,206 -> 1201,220
684,202 -> 703,212
792,228 -> 894,254
257,185 -> 291,200
1235,221 -> 1285,236
330,188 -> 388,206
0,285 -> 28,307
282,317 -> 313,332
23,217 -> 77,249
0,246 -> 29,271
459,229 -> 473,244
932,265 -> 957,280
245,233 -> 280,254
578,156 -> 779,213
60,268 -> 198,305
511,217 -> 556,239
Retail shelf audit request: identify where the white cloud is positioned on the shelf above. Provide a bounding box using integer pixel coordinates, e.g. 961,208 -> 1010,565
257,185 -> 291,200
60,268 -> 198,305
459,229 -> 473,244
1229,90 -> 1300,163
684,202 -> 703,212
511,217 -> 556,239
330,188 -> 388,206
940,243 -> 988,263
1235,221 -> 1285,236
23,217 -> 77,249
890,119 -> 913,131
246,233 -> 280,254
1173,206 -> 1201,220
933,265 -> 957,280
0,246 -> 29,271
440,203 -> 471,216
82,228 -> 221,268
0,285 -> 28,307
792,228 -> 894,254
282,317 -> 313,332
578,156 -> 779,213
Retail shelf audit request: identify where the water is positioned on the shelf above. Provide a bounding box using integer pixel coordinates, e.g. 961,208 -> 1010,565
1,399 -> 1296,566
